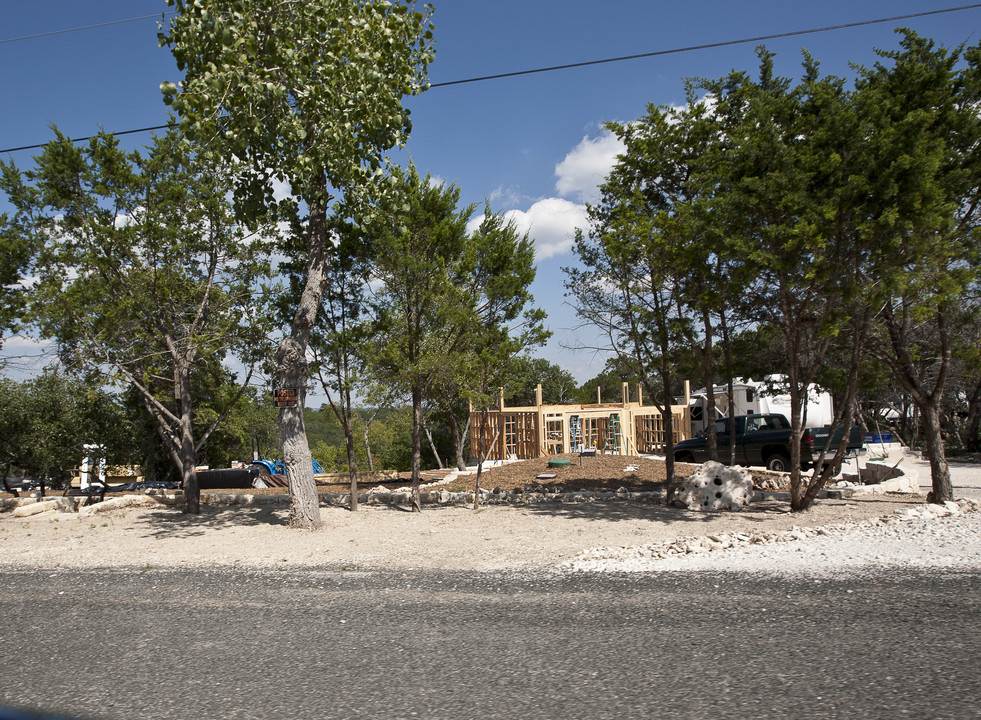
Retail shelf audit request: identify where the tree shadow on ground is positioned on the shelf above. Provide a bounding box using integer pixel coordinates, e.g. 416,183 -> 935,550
132,504 -> 290,538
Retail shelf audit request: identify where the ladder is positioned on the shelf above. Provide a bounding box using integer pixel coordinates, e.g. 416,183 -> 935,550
569,415 -> 584,453
605,413 -> 622,454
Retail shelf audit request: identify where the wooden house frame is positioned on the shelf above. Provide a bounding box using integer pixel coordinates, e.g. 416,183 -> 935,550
470,382 -> 693,461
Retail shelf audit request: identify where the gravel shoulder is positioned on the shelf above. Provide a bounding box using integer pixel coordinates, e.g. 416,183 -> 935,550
2,451 -> 979,575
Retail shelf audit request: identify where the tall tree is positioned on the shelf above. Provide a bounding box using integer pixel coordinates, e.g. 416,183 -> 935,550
855,32 -> 981,503
700,50 -> 876,511
0,130 -> 274,513
160,0 -> 434,527
568,97 -> 717,501
368,169 -> 546,510
305,217 -> 373,510
367,167 -> 473,510
455,208 -> 549,506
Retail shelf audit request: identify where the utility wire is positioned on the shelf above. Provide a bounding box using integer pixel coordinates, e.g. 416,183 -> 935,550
0,13 -> 174,46
430,3 -> 981,87
2,3 -> 980,154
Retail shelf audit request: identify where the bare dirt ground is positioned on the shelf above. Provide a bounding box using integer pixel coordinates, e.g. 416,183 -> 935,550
3,452 -> 964,573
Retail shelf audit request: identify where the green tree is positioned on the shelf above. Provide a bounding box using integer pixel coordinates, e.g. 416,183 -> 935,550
855,32 -> 981,502
0,168 -> 35,350
305,217 -> 373,509
160,0 -> 434,528
368,169 -> 546,509
568,97 -> 714,500
574,358 -> 642,405
367,167 -> 476,510
0,370 -> 134,493
504,357 -> 578,407
0,130 -> 275,513
700,51 -> 874,510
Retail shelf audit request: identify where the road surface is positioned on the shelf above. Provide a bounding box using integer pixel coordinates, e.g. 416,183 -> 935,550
2,567 -> 979,719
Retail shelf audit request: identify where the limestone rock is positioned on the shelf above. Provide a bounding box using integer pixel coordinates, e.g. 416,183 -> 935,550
677,461 -> 754,511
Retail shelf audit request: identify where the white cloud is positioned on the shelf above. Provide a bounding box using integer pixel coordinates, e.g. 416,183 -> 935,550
269,176 -> 293,203
499,198 -> 589,261
488,185 -> 523,208
554,130 -> 624,204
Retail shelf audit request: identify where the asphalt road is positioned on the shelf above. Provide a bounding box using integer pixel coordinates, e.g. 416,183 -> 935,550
2,568 -> 979,720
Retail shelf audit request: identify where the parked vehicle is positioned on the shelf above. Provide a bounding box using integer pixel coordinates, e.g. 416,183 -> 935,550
688,376 -> 835,436
673,413 -> 863,472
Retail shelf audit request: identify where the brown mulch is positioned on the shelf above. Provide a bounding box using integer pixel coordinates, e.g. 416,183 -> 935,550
442,454 -> 690,493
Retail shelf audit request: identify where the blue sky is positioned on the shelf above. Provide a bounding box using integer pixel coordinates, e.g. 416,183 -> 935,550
2,1 -> 980,395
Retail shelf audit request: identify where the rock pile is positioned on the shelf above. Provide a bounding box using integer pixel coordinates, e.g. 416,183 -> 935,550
676,461 -> 754,511
562,498 -> 981,573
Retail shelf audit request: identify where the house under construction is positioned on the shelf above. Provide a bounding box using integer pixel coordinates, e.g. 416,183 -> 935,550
470,382 -> 693,461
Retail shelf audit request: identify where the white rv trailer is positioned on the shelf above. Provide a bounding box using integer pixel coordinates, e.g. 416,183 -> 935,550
688,377 -> 834,435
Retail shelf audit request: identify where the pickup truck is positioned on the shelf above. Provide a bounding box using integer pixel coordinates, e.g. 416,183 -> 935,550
673,413 -> 863,472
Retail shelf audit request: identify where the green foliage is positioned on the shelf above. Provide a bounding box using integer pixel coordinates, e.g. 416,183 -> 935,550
575,361 -> 642,406
0,370 -> 134,487
160,0 -> 435,219
567,31 -> 981,506
0,129 -> 278,493
368,165 -> 476,397
503,357 -> 578,406
366,166 -> 548,481
309,406 -> 415,472
160,0 -> 435,521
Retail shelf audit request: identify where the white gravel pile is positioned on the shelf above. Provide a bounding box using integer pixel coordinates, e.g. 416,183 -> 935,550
561,498 -> 981,576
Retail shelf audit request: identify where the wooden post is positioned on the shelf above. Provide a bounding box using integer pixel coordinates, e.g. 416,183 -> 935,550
498,387 -> 505,412
637,383 -> 644,406
621,381 -> 630,406
596,386 -> 602,404
683,380 -> 692,440
535,384 -> 545,458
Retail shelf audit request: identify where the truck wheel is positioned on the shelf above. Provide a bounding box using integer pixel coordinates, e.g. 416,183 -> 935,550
675,452 -> 695,464
766,453 -> 791,472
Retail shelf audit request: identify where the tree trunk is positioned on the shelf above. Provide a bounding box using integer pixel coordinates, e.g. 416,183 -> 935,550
659,360 -> 677,504
177,362 -> 200,514
797,310 -> 868,511
277,338 -> 321,528
276,191 -> 333,529
344,422 -> 359,512
720,309 -> 737,465
921,401 -> 953,503
446,410 -> 468,471
423,416 -> 443,469
473,409 -> 495,510
363,413 -> 376,472
878,300 -> 954,504
700,308 -> 718,461
410,385 -> 423,512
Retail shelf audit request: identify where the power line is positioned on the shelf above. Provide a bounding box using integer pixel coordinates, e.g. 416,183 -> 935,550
430,3 -> 981,87
0,13 -> 174,46
1,126 -> 171,155
2,3 -> 980,154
